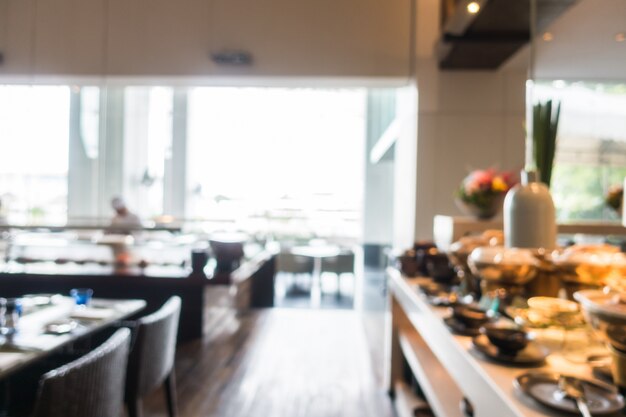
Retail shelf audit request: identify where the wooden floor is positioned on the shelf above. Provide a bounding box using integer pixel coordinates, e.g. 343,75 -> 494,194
143,295 -> 395,417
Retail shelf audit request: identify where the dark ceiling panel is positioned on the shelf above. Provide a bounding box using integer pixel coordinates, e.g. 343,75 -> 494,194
466,1 -> 530,34
438,0 -> 578,69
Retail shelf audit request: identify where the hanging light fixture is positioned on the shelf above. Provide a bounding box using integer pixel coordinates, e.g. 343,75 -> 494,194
466,1 -> 481,14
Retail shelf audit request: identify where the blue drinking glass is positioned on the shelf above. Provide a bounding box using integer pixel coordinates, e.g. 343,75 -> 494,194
70,288 -> 93,306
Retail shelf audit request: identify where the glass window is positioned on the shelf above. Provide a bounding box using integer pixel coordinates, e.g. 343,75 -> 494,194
187,87 -> 366,240
535,82 -> 626,222
0,84 -> 368,240
122,86 -> 174,219
0,86 -> 70,224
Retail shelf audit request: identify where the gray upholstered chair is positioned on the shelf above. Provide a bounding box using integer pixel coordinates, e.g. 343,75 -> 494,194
277,252 -> 314,292
125,296 -> 181,417
277,252 -> 314,275
31,327 -> 131,417
321,251 -> 355,297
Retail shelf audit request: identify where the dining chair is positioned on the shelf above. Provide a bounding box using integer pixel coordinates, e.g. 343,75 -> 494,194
321,251 -> 355,297
125,296 -> 181,417
277,252 -> 314,275
31,327 -> 131,417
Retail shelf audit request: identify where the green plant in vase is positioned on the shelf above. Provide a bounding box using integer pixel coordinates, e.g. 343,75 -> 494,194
532,100 -> 561,187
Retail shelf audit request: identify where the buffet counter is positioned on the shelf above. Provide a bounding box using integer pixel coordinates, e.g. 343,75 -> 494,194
386,267 -> 621,417
433,215 -> 626,252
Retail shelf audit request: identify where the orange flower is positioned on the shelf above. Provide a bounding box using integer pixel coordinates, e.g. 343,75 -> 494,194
492,176 -> 508,192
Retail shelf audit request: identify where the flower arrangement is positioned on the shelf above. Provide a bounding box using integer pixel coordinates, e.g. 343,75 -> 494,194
456,169 -> 517,219
605,184 -> 623,215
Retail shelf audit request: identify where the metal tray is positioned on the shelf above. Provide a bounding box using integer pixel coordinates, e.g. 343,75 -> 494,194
514,371 -> 624,415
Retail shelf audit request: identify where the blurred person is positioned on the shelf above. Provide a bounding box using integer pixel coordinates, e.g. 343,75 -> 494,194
110,196 -> 142,231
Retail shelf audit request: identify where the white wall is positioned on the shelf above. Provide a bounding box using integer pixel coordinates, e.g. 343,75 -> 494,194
504,0 -> 626,82
413,62 -> 527,239
407,0 -> 527,242
393,85 -> 418,250
0,0 -> 413,79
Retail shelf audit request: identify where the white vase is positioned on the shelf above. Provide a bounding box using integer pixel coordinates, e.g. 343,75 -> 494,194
503,170 -> 557,250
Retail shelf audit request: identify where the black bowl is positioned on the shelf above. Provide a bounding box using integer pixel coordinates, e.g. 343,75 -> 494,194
425,252 -> 457,284
414,242 -> 437,275
413,241 -> 437,252
481,324 -> 529,354
452,305 -> 491,328
397,250 -> 418,276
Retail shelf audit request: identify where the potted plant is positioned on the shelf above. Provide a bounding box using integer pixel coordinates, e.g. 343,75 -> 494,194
455,169 -> 517,220
532,100 -> 561,187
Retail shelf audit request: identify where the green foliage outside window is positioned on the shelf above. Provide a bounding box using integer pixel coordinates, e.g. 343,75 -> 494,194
551,164 -> 626,222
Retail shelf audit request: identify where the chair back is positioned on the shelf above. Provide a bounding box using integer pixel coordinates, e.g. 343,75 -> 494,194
277,253 -> 314,274
321,252 -> 355,275
126,296 -> 181,398
32,327 -> 131,417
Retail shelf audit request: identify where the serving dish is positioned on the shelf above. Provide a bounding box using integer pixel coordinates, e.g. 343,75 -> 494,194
448,230 -> 503,269
514,372 -> 624,415
444,317 -> 482,337
451,305 -> 492,328
574,289 -> 626,341
468,246 -> 538,286
472,334 -> 548,366
506,305 -> 586,329
552,244 -> 625,287
480,323 -> 530,354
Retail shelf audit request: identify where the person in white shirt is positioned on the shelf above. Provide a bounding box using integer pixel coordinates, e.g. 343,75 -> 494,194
110,196 -> 142,231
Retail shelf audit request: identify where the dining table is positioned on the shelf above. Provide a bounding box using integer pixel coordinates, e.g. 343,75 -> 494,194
0,295 -> 146,380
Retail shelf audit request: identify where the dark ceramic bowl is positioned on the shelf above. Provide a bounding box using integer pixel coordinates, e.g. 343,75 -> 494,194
425,252 -> 458,285
413,241 -> 437,252
481,324 -> 529,354
452,305 -> 491,328
398,250 -> 418,276
414,242 -> 437,275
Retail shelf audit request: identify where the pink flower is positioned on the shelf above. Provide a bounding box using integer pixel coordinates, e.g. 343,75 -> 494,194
459,168 -> 518,198
465,180 -> 480,195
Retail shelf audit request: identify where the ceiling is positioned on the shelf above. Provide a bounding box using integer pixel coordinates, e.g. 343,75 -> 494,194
503,0 -> 626,80
437,0 -> 577,69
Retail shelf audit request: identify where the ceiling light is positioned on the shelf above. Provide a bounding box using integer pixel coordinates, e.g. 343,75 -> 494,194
542,32 -> 554,42
616,33 -> 626,42
466,2 -> 480,14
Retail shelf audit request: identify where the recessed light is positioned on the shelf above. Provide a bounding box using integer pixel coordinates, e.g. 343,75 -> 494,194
467,2 -> 480,14
616,32 -> 625,42
542,32 -> 554,42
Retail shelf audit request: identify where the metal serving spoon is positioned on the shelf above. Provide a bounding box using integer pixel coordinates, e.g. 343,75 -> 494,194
558,376 -> 592,417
